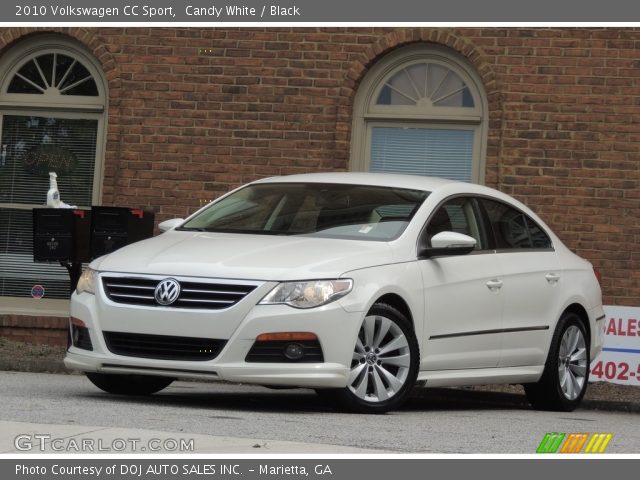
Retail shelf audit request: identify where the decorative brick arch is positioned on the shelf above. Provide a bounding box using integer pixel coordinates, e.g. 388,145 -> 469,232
0,28 -> 120,89
336,28 -> 504,186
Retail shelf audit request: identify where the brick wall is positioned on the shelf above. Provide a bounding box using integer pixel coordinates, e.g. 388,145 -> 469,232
0,27 -> 638,344
0,315 -> 67,346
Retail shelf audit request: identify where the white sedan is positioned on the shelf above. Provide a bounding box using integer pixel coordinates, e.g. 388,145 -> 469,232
65,173 -> 605,413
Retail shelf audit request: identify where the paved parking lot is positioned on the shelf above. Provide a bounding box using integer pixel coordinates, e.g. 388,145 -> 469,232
1,371 -> 638,453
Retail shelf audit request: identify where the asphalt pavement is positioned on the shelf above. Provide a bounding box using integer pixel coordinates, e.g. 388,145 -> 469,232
0,371 -> 638,454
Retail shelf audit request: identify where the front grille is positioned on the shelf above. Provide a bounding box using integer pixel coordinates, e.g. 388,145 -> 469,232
101,276 -> 258,309
246,340 -> 324,363
103,331 -> 226,361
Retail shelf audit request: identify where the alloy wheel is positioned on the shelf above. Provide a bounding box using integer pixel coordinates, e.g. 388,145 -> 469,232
349,314 -> 411,403
557,325 -> 587,400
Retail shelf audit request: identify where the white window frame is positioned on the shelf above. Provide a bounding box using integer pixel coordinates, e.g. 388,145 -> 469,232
0,35 -> 107,315
350,44 -> 488,184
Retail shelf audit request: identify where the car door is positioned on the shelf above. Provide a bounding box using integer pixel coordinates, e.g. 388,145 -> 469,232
418,196 -> 503,370
479,198 -> 562,367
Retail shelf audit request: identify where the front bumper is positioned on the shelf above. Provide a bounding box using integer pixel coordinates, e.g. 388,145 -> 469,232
64,280 -> 362,389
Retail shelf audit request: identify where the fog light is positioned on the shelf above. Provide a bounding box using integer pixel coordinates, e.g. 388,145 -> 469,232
283,343 -> 305,361
69,317 -> 92,351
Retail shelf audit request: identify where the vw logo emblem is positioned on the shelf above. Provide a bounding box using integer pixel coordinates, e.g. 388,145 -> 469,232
154,278 -> 181,306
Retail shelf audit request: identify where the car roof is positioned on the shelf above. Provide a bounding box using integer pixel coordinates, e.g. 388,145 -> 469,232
252,172 -> 458,192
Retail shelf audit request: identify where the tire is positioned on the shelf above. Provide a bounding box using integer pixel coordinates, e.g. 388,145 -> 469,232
524,312 -> 590,412
317,303 -> 419,414
86,373 -> 174,396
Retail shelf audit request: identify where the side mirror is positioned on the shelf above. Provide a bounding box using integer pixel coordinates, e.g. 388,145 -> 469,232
158,218 -> 184,232
418,231 -> 477,259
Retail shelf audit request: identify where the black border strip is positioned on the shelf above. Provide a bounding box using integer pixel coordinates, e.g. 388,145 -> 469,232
430,325 -> 549,340
101,363 -> 218,376
596,314 -> 606,321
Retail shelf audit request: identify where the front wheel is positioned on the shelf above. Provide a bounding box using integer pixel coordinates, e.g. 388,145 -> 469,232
86,373 -> 174,396
317,303 -> 419,413
524,312 -> 590,411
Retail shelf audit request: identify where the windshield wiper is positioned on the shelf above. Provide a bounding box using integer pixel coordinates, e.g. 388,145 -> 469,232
175,227 -> 207,232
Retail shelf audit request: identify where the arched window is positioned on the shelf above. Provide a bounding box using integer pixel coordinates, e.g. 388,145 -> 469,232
350,44 -> 487,183
0,35 -> 106,314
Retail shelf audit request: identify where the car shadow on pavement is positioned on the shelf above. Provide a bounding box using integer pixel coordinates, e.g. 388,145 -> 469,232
79,385 -> 533,414
405,387 -> 531,411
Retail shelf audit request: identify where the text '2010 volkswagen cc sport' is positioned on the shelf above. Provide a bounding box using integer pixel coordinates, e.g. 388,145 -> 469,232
65,173 -> 605,413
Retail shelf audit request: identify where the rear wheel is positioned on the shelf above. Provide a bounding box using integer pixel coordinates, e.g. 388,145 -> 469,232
86,373 -> 174,395
317,303 -> 419,413
524,312 -> 589,411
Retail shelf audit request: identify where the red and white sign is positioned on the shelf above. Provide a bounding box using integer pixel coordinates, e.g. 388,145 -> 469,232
590,306 -> 640,386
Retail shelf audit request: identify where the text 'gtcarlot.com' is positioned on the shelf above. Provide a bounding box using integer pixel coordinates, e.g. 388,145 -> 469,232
14,434 -> 194,452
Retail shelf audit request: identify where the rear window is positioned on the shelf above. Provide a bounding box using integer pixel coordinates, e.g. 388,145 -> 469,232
481,199 -> 552,250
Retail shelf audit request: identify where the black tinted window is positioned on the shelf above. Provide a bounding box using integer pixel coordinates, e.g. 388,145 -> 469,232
481,199 -> 551,250
525,216 -> 553,249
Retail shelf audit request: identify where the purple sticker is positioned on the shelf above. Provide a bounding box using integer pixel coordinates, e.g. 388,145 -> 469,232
31,285 -> 45,299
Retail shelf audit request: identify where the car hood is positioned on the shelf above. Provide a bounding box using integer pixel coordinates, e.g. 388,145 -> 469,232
93,231 -> 395,280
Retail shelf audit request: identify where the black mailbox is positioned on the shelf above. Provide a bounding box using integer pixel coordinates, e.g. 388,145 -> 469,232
90,207 -> 155,259
33,208 -> 91,263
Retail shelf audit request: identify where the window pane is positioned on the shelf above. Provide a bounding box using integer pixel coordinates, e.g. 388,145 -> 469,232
375,62 -> 474,108
54,54 -> 75,87
431,67 -> 474,107
433,86 -> 475,108
6,54 -> 99,97
377,85 -> 414,106
62,80 -> 99,96
7,75 -> 43,94
370,127 -> 474,182
181,183 -> 429,241
7,59 -> 47,94
59,61 -> 98,96
35,54 -> 54,88
427,64 -> 449,98
526,217 -> 552,249
482,199 -> 534,249
406,64 -> 428,98
426,197 -> 485,249
0,115 -> 97,206
0,208 -> 69,299
17,60 -> 46,90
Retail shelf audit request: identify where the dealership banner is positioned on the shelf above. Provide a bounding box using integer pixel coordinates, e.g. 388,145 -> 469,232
590,306 -> 640,386
3,0 -> 640,22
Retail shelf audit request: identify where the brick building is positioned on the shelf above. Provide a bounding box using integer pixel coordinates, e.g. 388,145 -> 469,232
0,27 -> 638,345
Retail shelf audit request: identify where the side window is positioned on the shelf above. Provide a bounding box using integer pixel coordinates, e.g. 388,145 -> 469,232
481,199 -> 552,250
425,197 -> 487,250
525,216 -> 553,249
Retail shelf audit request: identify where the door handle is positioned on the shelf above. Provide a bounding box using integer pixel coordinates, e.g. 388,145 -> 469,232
486,279 -> 503,291
545,273 -> 561,284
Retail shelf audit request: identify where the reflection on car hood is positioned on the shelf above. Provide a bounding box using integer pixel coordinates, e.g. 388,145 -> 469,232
93,231 -> 395,280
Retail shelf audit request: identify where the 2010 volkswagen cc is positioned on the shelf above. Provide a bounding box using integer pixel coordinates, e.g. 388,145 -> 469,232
65,173 -> 605,413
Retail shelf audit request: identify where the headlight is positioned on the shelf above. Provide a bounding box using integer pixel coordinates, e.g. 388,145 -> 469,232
259,279 -> 353,309
76,268 -> 97,295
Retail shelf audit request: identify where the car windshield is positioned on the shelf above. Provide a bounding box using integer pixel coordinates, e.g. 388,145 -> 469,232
179,182 -> 430,241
